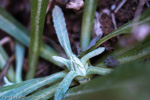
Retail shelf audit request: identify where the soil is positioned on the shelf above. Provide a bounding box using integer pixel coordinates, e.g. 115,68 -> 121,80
0,0 -> 149,78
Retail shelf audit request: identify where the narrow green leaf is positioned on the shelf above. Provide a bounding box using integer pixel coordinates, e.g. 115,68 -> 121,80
0,6 -> 61,67
25,83 -> 59,100
15,42 -> 25,83
0,79 -> 35,93
52,56 -> 70,69
52,5 -> 73,58
55,71 -> 78,100
0,45 -> 15,82
87,66 -> 112,75
64,62 -> 150,100
0,71 -> 67,98
81,47 -> 105,66
80,0 -> 98,50
79,8 -> 150,57
95,40 -> 150,67
26,0 -> 49,79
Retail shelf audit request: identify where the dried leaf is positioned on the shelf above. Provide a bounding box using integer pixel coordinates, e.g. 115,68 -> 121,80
66,0 -> 84,10
104,56 -> 120,68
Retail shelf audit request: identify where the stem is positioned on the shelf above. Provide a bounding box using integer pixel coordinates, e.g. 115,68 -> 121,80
15,42 -> 25,83
80,0 -> 98,50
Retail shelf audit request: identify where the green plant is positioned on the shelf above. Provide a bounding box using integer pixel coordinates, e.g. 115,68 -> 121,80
15,42 -> 25,83
26,0 -> 49,80
80,0 -> 98,50
0,1 -> 150,100
52,6 -> 112,100
0,6 -> 61,67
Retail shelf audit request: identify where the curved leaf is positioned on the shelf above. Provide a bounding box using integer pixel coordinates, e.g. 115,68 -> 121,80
87,66 -> 112,75
81,47 -> 105,66
55,71 -> 78,100
15,42 -> 25,83
0,71 -> 67,99
52,5 -> 73,58
52,56 -> 70,69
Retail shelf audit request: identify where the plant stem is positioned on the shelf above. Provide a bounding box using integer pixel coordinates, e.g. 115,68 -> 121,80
26,0 -> 49,80
80,0 -> 98,50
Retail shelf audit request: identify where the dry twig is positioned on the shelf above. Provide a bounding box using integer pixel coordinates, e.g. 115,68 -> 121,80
0,55 -> 15,86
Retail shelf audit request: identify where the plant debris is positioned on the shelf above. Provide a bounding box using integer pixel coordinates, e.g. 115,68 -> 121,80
66,0 -> 84,10
104,56 -> 120,68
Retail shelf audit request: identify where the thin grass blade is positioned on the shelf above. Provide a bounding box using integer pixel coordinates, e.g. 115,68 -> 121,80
0,6 -> 61,67
80,0 -> 98,50
26,0 -> 49,79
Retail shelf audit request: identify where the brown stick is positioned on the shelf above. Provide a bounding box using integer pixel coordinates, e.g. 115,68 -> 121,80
0,55 -> 15,85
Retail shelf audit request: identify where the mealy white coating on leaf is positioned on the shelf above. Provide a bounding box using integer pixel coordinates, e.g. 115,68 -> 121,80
0,71 -> 66,97
52,5 -> 73,58
54,71 -> 78,100
52,56 -> 70,70
4,76 -> 14,86
87,66 -> 113,75
81,47 -> 105,66
70,55 -> 86,76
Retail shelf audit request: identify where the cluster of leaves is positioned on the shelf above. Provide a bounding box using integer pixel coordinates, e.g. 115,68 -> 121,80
52,6 -> 113,100
0,0 -> 150,100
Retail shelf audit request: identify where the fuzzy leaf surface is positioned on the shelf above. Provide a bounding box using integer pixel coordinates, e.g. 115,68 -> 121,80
52,5 -> 73,58
0,71 -> 67,99
55,71 -> 78,100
